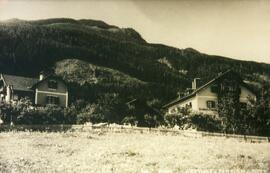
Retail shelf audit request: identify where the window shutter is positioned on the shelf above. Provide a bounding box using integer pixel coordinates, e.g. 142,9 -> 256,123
46,96 -> 50,104
55,97 -> 60,105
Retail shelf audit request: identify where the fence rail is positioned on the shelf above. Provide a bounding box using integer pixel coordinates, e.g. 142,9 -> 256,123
0,124 -> 269,142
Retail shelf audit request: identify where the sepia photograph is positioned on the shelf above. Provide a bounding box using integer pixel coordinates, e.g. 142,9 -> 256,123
0,0 -> 269,172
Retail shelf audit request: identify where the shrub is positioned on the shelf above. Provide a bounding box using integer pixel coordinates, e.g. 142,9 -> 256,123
144,114 -> 161,128
0,98 -> 32,124
240,97 -> 270,136
121,116 -> 137,126
76,103 -> 99,124
189,113 -> 222,132
164,108 -> 222,132
164,113 -> 188,128
75,93 -> 127,124
16,105 -> 69,125
164,107 -> 189,127
63,105 -> 77,124
0,98 -> 77,125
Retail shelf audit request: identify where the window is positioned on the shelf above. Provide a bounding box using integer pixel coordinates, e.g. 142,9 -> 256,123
46,96 -> 60,105
48,80 -> 58,89
240,102 -> 247,109
206,100 -> 216,109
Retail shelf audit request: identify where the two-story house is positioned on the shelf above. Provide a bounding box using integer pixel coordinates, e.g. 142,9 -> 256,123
0,73 -> 68,107
163,70 -> 256,115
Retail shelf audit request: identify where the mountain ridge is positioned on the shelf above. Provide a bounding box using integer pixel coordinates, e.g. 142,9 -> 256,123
0,18 -> 269,106
1,18 -> 269,63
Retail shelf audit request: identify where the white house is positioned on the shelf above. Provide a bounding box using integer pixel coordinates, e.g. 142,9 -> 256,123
0,73 -> 68,107
163,70 -> 256,115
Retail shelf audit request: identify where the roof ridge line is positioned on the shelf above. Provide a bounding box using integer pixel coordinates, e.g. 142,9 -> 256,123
162,69 -> 235,108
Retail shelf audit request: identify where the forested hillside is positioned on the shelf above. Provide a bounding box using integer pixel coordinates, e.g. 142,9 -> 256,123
0,18 -> 269,111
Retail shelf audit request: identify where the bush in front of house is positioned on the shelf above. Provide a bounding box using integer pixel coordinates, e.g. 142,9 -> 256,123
164,106 -> 222,132
165,113 -> 222,132
76,93 -> 128,124
0,99 -> 77,125
16,105 -> 77,125
189,113 -> 223,132
249,100 -> 270,136
164,113 -> 188,128
164,107 -> 190,128
0,98 -> 32,124
234,96 -> 270,136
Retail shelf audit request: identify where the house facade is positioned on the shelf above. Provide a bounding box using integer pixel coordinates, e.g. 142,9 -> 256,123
163,70 -> 256,115
0,73 -> 68,107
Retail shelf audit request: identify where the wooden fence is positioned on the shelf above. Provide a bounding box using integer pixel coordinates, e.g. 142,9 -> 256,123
0,124 -> 269,143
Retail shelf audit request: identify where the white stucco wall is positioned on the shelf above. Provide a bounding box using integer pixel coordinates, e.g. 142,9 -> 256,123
195,86 -> 218,115
168,97 -> 197,114
166,83 -> 256,115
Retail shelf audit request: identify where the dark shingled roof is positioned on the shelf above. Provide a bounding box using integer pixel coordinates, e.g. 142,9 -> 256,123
2,74 -> 39,92
31,74 -> 67,89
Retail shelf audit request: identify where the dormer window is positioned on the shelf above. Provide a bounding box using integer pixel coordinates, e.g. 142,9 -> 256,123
48,80 -> 58,89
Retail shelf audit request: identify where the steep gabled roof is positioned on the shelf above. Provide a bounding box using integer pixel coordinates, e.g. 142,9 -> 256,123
163,70 -> 255,108
1,74 -> 39,92
31,74 -> 67,89
162,92 -> 196,109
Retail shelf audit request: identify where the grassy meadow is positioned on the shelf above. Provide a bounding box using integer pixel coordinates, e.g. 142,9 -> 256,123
0,130 -> 269,173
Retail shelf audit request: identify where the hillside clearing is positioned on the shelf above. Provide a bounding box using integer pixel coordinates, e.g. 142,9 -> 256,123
0,131 -> 269,173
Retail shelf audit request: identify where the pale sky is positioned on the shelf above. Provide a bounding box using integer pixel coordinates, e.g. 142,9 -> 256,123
0,0 -> 270,64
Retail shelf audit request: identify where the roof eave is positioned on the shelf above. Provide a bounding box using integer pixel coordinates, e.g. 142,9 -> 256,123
162,93 -> 196,108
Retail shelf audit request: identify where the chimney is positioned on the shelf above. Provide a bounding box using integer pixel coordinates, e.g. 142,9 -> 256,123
192,78 -> 201,90
39,72 -> 44,81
